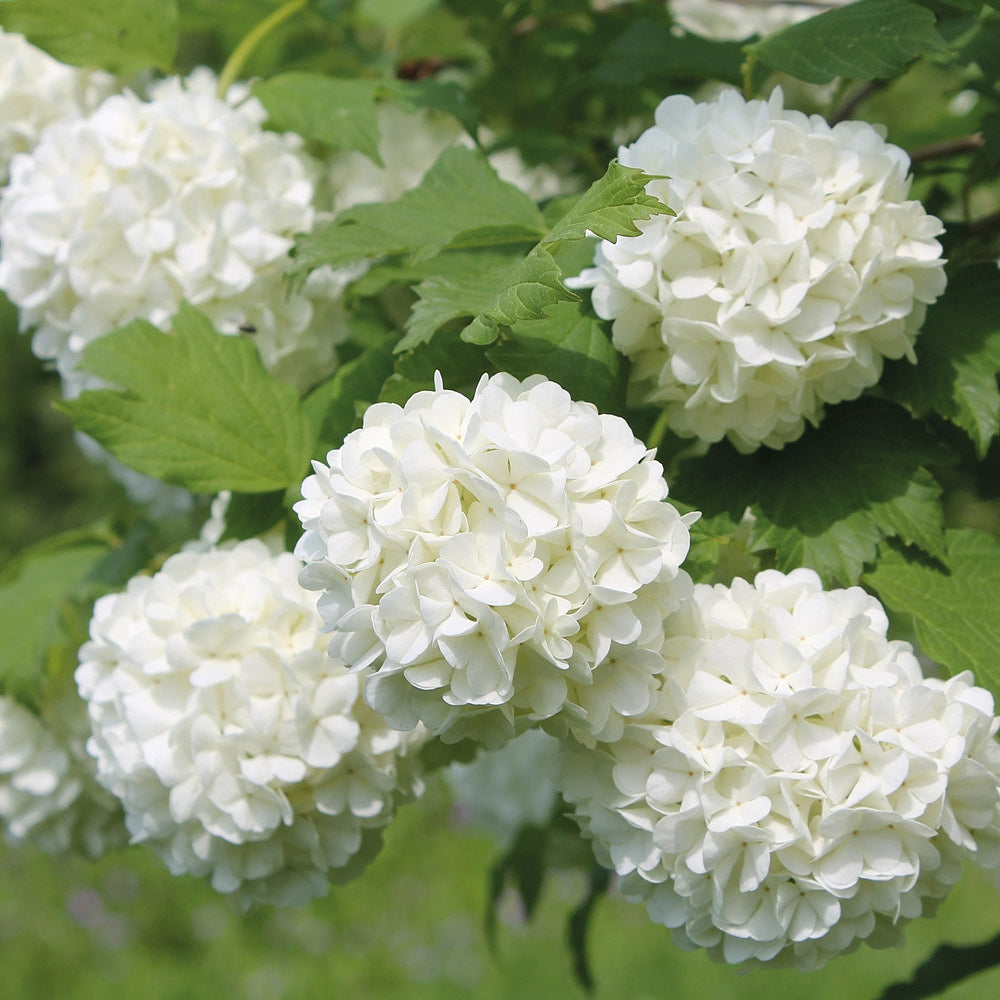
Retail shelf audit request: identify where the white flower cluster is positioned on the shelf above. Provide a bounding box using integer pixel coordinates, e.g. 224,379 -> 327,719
327,103 -> 573,213
0,28 -> 114,184
561,569 -> 1000,969
296,373 -> 695,749
76,539 -> 425,907
0,68 -> 350,398
0,692 -> 125,858
669,0 -> 848,42
572,89 -> 947,451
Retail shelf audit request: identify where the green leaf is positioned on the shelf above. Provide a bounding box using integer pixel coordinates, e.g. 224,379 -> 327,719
485,824 -> 549,949
592,18 -> 745,87
253,74 -> 384,162
878,932 -> 1000,1000
303,336 -> 397,455
865,529 -> 1000,698
0,0 -> 178,74
356,0 -> 438,33
220,491 -> 287,542
747,0 -> 950,85
402,252 -> 525,351
486,302 -> 620,409
0,528 -> 111,702
58,304 -> 315,494
567,865 -> 610,993
291,145 -> 547,277
673,398 -> 949,586
878,934 -> 1000,1000
883,265 -> 1000,457
459,161 -> 669,347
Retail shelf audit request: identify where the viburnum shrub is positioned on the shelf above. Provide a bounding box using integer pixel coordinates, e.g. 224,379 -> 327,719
0,0 -> 999,993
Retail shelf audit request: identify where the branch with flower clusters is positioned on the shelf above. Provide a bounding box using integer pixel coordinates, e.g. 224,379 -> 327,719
0,0 -> 999,996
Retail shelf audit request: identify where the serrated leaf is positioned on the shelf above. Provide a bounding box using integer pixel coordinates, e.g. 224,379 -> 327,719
58,304 -> 315,494
541,161 -> 669,247
673,398 -> 949,586
747,0 -> 950,85
0,0 -> 178,74
485,302 -> 620,409
253,74 -> 384,162
402,252 -> 524,351
462,252 -> 573,345
865,529 -> 1000,698
883,265 -> 1000,457
458,161 -> 669,347
0,529 -> 112,703
291,146 -> 547,277
221,491 -> 286,542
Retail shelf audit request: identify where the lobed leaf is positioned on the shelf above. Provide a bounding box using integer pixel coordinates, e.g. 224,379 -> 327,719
458,161 -> 669,346
882,265 -> 1000,457
747,0 -> 950,85
291,145 -> 547,277
253,74 -> 384,162
0,0 -> 178,74
58,304 -> 315,494
673,398 -> 950,586
865,529 -> 1000,700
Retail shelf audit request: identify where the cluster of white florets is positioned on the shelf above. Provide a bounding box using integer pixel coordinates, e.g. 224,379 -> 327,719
0,692 -> 125,858
0,68 -> 350,397
295,373 -> 695,749
668,0 -> 848,41
75,539 -> 425,907
561,569 -> 1000,969
572,88 -> 947,451
0,28 -> 114,183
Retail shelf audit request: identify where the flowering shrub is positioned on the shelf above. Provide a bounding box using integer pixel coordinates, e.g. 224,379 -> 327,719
561,570 -> 1000,968
76,539 -> 425,906
0,0 -> 998,993
571,88 -> 947,451
295,373 -> 695,748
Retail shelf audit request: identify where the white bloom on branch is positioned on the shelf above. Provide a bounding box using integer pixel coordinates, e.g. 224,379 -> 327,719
0,27 -> 114,184
0,68 -> 350,396
561,569 -> 1000,969
571,89 -> 947,451
295,373 -> 695,749
0,691 -> 125,858
75,539 -> 425,907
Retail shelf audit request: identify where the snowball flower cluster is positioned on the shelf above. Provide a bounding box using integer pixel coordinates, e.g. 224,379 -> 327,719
0,28 -> 114,184
561,569 -> 1000,969
76,539 -> 425,907
572,89 -> 947,451
669,0 -> 849,42
0,68 -> 350,397
296,373 -> 695,750
0,692 -> 125,858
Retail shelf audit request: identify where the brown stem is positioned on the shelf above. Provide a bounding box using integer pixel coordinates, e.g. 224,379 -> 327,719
909,133 -> 985,164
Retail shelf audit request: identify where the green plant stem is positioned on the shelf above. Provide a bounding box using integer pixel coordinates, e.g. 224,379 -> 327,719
217,0 -> 309,97
646,408 -> 670,453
